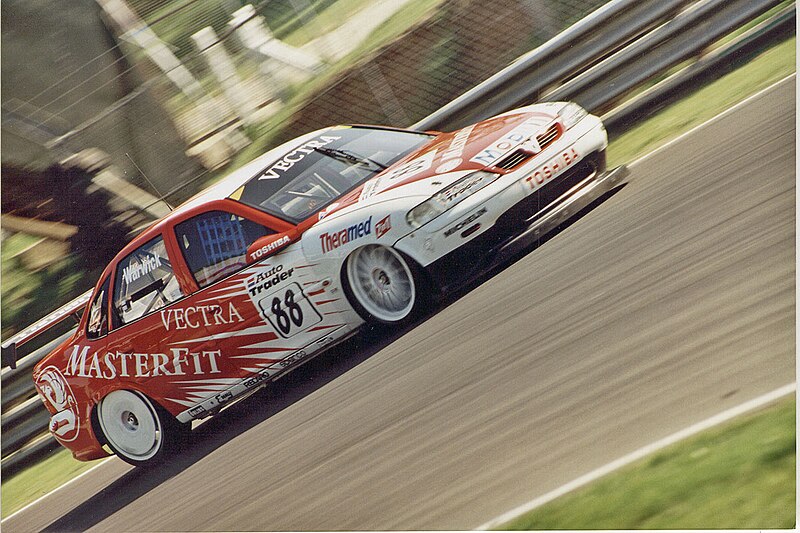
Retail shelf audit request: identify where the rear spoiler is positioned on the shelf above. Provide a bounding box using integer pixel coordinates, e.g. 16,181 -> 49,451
1,289 -> 93,369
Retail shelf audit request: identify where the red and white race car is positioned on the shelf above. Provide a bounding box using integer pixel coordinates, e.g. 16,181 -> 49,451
15,102 -> 628,466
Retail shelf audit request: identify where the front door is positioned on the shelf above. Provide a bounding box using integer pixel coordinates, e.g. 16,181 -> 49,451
171,209 -> 350,389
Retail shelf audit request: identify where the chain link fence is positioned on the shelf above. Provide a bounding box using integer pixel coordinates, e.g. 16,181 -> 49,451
7,0 -> 612,211
1,0 -> 611,341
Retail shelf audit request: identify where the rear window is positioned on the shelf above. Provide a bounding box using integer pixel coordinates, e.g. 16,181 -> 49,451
112,237 -> 183,326
232,126 -> 433,223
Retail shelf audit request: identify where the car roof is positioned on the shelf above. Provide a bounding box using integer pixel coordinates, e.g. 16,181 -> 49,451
108,127 -> 333,267
170,126 -> 333,218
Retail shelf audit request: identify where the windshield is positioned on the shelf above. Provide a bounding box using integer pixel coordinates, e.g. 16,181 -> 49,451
232,126 -> 434,223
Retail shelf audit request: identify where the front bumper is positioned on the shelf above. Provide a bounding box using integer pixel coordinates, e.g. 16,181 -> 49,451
423,153 -> 629,290
393,113 -> 629,290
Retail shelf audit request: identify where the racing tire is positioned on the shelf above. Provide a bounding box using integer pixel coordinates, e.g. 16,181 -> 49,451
97,390 -> 189,467
343,244 -> 429,326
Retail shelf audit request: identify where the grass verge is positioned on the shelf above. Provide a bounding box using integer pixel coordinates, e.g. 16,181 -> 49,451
1,450 -> 104,518
608,36 -> 796,166
500,398 -> 795,529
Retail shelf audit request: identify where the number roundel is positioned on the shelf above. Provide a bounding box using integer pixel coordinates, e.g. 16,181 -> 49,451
271,289 -> 304,336
258,283 -> 320,338
286,289 -> 303,326
271,296 -> 291,335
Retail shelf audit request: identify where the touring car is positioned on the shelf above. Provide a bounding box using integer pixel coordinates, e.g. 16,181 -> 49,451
9,101 -> 629,466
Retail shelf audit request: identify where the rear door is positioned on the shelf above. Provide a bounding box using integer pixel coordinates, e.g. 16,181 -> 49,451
102,234 -> 226,415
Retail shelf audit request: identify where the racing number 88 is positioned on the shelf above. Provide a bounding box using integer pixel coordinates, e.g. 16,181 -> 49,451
271,289 -> 303,335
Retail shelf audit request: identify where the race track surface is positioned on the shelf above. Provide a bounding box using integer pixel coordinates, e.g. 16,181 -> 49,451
5,76 -> 795,532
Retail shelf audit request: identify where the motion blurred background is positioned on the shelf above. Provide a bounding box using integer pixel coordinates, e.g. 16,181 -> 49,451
1,0 -> 609,341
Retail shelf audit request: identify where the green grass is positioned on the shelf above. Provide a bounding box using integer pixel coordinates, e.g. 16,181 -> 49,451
2,234 -> 48,337
713,0 -> 794,48
281,0 -> 376,47
343,0 -> 446,60
1,449 -> 104,518
608,36 -> 796,167
1,238 -> 88,339
502,398 -> 795,529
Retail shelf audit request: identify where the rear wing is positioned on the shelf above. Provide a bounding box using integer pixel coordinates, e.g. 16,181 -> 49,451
1,289 -> 92,369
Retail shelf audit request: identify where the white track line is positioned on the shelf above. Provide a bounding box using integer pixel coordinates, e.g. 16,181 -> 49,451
628,73 -> 795,168
476,74 -> 797,530
476,383 -> 796,530
1,457 -> 114,523
3,73 -> 796,527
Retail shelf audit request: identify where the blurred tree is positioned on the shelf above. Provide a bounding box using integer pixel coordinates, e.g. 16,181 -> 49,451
2,164 -> 133,271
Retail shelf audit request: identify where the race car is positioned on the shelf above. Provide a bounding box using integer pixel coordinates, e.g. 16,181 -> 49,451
17,102 -> 628,466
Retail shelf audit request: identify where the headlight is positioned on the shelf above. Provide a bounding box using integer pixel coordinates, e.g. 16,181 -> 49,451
406,171 -> 499,228
558,102 -> 588,129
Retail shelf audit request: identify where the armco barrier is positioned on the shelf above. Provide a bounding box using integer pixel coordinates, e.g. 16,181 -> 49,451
413,0 -> 788,131
1,0 -> 793,476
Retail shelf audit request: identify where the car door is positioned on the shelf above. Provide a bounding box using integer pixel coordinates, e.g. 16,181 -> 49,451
170,205 -> 353,390
100,234 -> 229,415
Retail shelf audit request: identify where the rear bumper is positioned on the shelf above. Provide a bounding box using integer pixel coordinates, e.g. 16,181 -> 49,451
424,153 -> 630,289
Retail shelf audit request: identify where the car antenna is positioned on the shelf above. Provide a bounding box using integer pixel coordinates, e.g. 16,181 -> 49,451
125,152 -> 174,212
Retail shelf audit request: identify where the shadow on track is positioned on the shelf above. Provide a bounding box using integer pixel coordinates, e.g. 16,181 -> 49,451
42,184 -> 627,532
40,321 -> 412,532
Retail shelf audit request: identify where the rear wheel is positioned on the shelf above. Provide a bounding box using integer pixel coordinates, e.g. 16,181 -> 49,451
97,390 -> 189,467
344,244 -> 427,325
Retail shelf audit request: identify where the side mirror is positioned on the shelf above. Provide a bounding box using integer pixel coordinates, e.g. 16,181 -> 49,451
247,232 -> 293,264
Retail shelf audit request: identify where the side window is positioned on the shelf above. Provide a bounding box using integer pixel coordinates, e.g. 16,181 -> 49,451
175,210 -> 273,288
112,237 -> 183,327
87,277 -> 110,339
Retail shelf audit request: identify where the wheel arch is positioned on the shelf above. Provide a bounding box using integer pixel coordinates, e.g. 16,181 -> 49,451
339,243 -> 432,325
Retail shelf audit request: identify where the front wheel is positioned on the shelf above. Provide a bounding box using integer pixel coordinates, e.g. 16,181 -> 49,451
97,390 -> 189,467
343,245 -> 428,325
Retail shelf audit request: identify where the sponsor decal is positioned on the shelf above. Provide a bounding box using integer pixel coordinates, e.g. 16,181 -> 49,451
523,147 -> 580,190
160,302 -> 244,331
436,158 -> 462,173
274,349 -> 308,369
249,235 -> 291,262
358,178 -> 380,202
243,366 -> 274,389
122,253 -> 162,285
64,345 -> 223,379
242,333 -> 335,389
382,150 -> 436,182
188,405 -> 208,417
444,207 -> 488,237
470,118 -> 547,166
215,391 -> 233,404
319,216 -> 372,254
259,135 -> 341,180
257,283 -> 323,338
436,125 -> 474,173
375,215 -> 391,239
36,365 -> 80,442
360,151 -> 438,201
246,264 -> 295,297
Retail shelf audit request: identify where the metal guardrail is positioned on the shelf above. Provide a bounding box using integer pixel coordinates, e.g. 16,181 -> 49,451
1,0 -> 794,477
602,3 -> 796,131
413,0 -> 788,131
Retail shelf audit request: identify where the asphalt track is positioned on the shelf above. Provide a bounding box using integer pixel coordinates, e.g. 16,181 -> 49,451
5,76 -> 795,532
